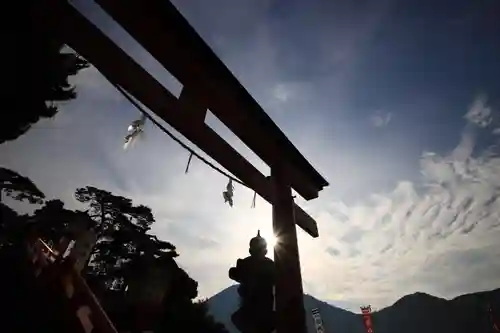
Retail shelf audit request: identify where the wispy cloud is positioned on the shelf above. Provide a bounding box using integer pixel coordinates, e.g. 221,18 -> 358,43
465,95 -> 492,128
297,103 -> 500,310
370,111 -> 392,127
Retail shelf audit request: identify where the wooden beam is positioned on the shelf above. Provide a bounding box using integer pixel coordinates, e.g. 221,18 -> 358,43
272,165 -> 307,333
36,0 -> 319,238
178,87 -> 207,126
95,0 -> 329,201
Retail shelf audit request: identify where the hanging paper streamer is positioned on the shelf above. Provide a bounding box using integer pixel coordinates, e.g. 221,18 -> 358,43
311,308 -> 326,333
251,191 -> 257,208
185,153 -> 194,174
361,305 -> 374,333
124,114 -> 146,149
222,179 -> 234,207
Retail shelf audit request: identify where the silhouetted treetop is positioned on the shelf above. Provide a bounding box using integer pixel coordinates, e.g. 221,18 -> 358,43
31,199 -> 88,245
75,186 -> 177,290
0,167 -> 45,204
75,186 -> 152,232
3,3 -> 89,144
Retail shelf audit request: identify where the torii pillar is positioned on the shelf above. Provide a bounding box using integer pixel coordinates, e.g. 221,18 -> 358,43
35,1 -> 329,332
272,165 -> 307,332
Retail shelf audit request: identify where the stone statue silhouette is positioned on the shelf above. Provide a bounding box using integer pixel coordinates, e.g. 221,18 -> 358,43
229,231 -> 275,333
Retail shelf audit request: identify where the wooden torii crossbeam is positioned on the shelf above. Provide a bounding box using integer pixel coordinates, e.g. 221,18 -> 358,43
35,1 -> 329,333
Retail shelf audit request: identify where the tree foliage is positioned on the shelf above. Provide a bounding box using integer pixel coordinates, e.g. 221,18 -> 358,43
3,3 -> 89,144
0,167 -> 45,204
0,178 -> 228,332
75,186 -> 178,289
0,203 -> 29,247
0,168 -> 43,247
75,186 -> 156,234
74,186 -> 228,332
31,199 -> 88,246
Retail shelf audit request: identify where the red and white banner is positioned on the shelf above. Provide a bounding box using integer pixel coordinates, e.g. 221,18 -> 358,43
361,305 -> 374,333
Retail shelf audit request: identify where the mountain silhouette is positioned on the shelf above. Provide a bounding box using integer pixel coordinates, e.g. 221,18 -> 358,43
207,286 -> 500,333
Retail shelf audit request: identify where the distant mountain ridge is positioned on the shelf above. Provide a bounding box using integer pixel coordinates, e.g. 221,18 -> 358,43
207,286 -> 500,333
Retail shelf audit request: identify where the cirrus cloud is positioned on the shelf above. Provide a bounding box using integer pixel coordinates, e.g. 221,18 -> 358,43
298,98 -> 500,310
370,111 -> 392,128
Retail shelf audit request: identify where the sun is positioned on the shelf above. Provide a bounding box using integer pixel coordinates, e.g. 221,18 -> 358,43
266,234 -> 278,249
260,231 -> 279,250
256,231 -> 279,259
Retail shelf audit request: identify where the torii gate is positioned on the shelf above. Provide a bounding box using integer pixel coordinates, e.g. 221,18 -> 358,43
34,1 -> 329,333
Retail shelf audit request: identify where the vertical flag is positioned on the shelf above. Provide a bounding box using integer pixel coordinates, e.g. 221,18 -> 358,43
311,308 -> 326,333
361,305 -> 374,333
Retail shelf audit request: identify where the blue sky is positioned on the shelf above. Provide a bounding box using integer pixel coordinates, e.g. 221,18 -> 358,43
2,0 -> 500,311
